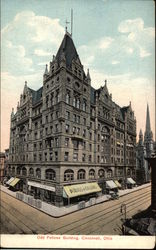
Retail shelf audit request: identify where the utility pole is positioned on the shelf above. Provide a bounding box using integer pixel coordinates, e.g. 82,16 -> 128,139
120,203 -> 127,235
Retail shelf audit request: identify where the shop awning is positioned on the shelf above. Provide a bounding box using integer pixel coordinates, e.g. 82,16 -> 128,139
63,182 -> 101,198
27,181 -> 55,192
127,178 -> 136,184
114,180 -> 122,188
10,178 -> 20,187
106,180 -> 118,189
6,177 -> 15,185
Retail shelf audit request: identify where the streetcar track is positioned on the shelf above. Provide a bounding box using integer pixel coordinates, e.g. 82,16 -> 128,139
48,189 -> 151,234
0,186 -> 151,235
89,197 -> 151,235
53,194 -> 151,235
1,195 -> 50,234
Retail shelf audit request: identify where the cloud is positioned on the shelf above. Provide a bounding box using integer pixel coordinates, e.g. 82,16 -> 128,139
99,37 -> 114,50
111,60 -> 120,65
139,48 -> 151,58
1,11 -> 64,75
2,11 -> 64,46
34,49 -> 51,56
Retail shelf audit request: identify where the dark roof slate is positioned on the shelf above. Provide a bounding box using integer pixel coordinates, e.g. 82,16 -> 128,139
55,33 -> 80,68
28,87 -> 43,105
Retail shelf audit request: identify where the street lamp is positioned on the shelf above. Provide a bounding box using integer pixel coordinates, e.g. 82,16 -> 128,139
120,203 -> 127,235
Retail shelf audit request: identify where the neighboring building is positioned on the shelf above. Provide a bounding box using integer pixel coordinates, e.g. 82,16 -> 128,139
4,149 -> 9,178
136,104 -> 154,184
0,152 -> 5,183
7,31 -> 136,207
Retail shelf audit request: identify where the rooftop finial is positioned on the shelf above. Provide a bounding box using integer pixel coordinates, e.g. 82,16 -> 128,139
104,79 -> 107,86
44,64 -> 48,75
71,9 -> 73,37
65,19 -> 70,33
25,81 -> 27,86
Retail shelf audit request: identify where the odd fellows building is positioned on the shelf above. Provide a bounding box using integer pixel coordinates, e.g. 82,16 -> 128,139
136,104 -> 154,184
8,31 -> 136,207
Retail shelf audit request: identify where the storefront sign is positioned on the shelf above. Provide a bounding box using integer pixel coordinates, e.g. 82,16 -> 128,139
28,181 -> 55,192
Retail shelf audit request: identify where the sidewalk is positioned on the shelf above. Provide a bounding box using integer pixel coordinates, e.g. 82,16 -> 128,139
1,182 -> 151,217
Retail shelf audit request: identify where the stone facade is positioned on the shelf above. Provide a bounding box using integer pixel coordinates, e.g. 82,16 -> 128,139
8,32 -> 136,206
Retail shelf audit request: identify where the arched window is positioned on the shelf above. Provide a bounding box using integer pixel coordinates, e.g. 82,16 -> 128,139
64,169 -> 74,181
29,168 -> 34,177
98,169 -> 105,178
36,168 -> 41,179
77,169 -> 85,180
89,169 -> 95,179
22,167 -> 27,176
107,169 -> 113,178
127,168 -> 131,176
45,169 -> 56,180
16,167 -> 21,175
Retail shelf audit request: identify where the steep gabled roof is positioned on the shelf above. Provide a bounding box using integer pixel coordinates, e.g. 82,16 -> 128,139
55,32 -> 81,68
28,87 -> 43,105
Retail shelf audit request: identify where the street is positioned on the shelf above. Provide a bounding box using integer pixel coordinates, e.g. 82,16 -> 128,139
0,184 -> 151,235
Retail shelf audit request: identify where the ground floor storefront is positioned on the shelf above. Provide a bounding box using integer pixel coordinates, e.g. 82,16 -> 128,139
4,176 -> 136,207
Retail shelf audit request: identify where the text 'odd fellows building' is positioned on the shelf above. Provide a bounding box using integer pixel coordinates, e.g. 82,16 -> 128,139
7,31 -> 137,206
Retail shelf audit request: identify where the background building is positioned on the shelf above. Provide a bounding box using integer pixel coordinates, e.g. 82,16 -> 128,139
7,31 -> 136,206
136,104 -> 154,184
0,152 -> 5,183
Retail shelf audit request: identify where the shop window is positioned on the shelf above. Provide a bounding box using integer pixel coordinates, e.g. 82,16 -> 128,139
45,169 -> 56,180
98,169 -> 105,178
77,169 -> 85,180
73,153 -> 78,162
107,169 -> 113,178
36,168 -> 41,179
29,168 -> 34,176
89,169 -> 95,179
22,167 -> 27,176
64,169 -> 74,181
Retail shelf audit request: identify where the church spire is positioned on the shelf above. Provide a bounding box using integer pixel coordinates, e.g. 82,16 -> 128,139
145,103 -> 151,133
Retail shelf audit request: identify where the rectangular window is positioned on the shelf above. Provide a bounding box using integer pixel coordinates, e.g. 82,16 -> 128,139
64,152 -> 69,161
83,118 -> 86,126
73,114 -> 76,122
55,124 -> 58,132
66,124 -> 69,133
39,154 -> 42,161
56,111 -> 59,118
45,152 -> 47,161
65,138 -> 69,147
89,132 -> 92,140
73,126 -> 76,134
82,154 -> 86,162
55,152 -> 58,161
77,116 -> 80,124
77,127 -> 80,135
46,116 -> 48,123
73,153 -> 78,162
73,140 -> 79,149
89,144 -> 92,151
83,141 -> 86,150
66,111 -> 70,120
55,138 -> 59,147
89,155 -> 92,162
83,129 -> 86,137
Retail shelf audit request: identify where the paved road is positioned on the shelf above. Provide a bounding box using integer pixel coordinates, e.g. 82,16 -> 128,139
0,185 -> 151,235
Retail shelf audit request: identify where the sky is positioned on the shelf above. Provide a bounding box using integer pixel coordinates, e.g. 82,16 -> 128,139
1,0 -> 155,151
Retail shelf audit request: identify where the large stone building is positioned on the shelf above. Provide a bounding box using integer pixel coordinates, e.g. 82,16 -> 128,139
7,31 -> 136,206
136,104 -> 154,184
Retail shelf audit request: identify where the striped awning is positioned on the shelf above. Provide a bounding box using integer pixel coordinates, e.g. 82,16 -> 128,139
106,180 -> 118,189
6,177 -> 15,185
114,180 -> 122,188
10,178 -> 20,187
63,182 -> 101,198
127,178 -> 136,184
